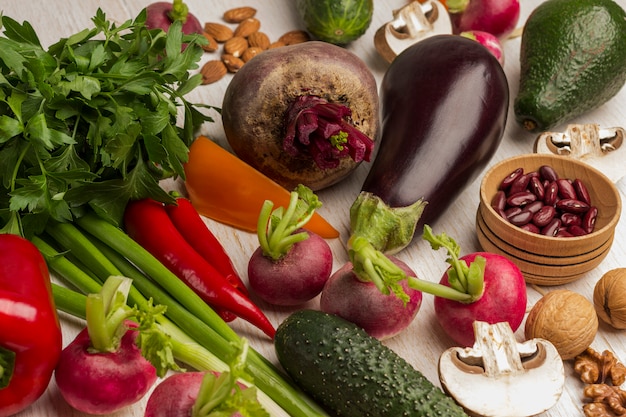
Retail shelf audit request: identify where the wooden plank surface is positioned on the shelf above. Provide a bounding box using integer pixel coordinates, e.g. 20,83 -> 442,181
2,0 -> 626,415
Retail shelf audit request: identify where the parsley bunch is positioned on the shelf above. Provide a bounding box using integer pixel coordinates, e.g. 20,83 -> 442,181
0,9 -> 214,237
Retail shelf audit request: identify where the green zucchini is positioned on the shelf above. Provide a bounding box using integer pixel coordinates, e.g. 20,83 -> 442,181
274,309 -> 468,416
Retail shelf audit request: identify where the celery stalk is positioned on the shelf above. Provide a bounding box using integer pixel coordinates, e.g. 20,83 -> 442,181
43,213 -> 328,417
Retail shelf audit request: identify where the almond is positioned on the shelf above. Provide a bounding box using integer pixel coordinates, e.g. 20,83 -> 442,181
233,18 -> 261,38
247,31 -> 270,50
223,6 -> 257,24
268,40 -> 286,49
200,60 -> 227,84
204,22 -> 233,43
201,32 -> 219,52
241,46 -> 264,63
224,36 -> 249,57
222,54 -> 245,73
278,30 -> 311,46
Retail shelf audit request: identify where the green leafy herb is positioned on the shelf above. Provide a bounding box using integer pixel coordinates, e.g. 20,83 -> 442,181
0,8 -> 216,237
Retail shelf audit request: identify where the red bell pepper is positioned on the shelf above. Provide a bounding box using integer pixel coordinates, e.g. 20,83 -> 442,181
0,234 -> 63,416
165,195 -> 249,297
124,198 -> 276,339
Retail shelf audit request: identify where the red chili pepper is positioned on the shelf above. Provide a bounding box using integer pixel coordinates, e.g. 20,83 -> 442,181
124,198 -> 276,339
0,234 -> 63,416
165,196 -> 249,297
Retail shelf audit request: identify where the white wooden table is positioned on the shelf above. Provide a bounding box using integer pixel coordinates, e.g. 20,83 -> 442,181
3,0 -> 626,416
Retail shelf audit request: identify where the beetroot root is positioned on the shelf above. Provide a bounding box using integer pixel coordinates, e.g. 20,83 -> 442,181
320,256 -> 422,340
222,41 -> 380,191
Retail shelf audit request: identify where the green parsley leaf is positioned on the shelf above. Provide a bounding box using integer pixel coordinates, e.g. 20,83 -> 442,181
0,8 -> 217,236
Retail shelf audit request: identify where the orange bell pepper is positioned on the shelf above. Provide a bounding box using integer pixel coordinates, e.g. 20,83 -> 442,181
183,136 -> 339,239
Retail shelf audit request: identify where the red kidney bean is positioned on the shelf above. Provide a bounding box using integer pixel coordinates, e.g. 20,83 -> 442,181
491,190 -> 506,211
509,173 -> 531,195
529,176 -> 545,200
507,191 -> 537,207
582,206 -> 598,233
505,206 -> 522,218
543,181 -> 559,206
556,178 -> 577,200
532,205 -> 556,227
573,179 -> 591,205
567,225 -> 588,236
541,218 -> 561,236
539,165 -> 559,182
556,198 -> 590,214
520,223 -> 540,234
556,229 -> 574,237
560,212 -> 582,227
492,164 -> 598,237
524,200 -> 544,214
509,210 -> 534,226
499,168 -> 523,190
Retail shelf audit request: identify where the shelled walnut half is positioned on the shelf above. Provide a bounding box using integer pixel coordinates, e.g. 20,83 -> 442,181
575,348 -> 626,417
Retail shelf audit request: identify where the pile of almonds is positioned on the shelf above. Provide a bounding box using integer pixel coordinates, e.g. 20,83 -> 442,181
200,7 -> 311,84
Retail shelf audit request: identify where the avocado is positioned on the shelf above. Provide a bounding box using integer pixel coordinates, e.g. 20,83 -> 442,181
514,0 -> 626,133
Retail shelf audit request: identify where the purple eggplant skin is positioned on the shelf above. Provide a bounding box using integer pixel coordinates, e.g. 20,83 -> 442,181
363,34 -> 509,231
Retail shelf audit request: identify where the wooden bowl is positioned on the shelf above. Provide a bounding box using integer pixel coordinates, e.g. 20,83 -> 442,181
476,154 -> 621,285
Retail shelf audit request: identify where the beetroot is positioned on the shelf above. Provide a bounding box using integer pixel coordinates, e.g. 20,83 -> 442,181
222,41 -> 379,191
55,276 -> 173,415
144,339 -> 269,417
145,1 -> 203,35
424,226 -> 527,346
460,31 -> 504,65
449,0 -> 520,39
248,185 -> 333,306
320,256 -> 422,340
56,322 -> 157,415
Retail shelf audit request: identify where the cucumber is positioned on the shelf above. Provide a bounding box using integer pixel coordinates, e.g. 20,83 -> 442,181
295,0 -> 374,45
274,310 -> 468,416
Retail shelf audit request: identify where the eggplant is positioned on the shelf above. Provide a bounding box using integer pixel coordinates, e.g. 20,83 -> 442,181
350,35 -> 509,256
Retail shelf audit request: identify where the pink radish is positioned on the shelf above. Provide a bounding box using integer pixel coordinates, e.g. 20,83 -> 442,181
320,256 -> 422,340
248,185 -> 333,306
423,226 -> 527,347
145,0 -> 203,35
448,0 -> 520,39
460,30 -> 504,65
145,339 -> 269,417
55,276 -> 173,415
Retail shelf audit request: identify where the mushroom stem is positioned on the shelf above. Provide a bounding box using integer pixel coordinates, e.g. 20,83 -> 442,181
438,321 -> 565,417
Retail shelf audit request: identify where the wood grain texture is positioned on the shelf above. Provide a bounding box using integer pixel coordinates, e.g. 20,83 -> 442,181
2,0 -> 626,416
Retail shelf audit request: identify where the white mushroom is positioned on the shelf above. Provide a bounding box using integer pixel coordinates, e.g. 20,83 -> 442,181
534,123 -> 626,182
438,321 -> 564,417
374,0 -> 452,63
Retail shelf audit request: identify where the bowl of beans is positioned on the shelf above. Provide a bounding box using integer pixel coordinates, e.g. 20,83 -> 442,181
476,153 -> 621,285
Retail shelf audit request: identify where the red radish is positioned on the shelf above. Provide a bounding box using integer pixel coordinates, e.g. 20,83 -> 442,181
423,226 -> 527,347
145,339 -> 269,417
145,0 -> 203,35
448,0 -> 520,39
320,256 -> 422,340
460,31 -> 504,65
248,185 -> 333,306
55,276 -> 174,415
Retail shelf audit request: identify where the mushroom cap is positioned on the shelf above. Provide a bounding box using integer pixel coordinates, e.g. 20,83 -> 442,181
438,321 -> 565,417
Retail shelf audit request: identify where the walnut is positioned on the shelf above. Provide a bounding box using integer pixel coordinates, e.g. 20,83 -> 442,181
525,289 -> 598,360
583,384 -> 626,417
575,348 -> 626,386
576,347 -> 626,417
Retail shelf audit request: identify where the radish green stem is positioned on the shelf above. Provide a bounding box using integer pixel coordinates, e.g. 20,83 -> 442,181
422,225 -> 485,301
257,185 -> 320,261
86,276 -> 136,353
